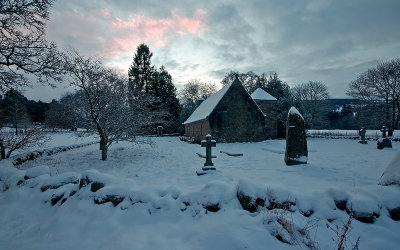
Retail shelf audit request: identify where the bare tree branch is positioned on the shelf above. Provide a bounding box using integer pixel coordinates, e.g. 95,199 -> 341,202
291,81 -> 330,128
0,125 -> 47,159
0,0 -> 64,92
347,59 -> 400,136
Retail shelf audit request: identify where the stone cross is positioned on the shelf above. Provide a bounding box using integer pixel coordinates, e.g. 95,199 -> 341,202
377,126 -> 392,149
380,126 -> 388,138
358,127 -> 367,144
201,134 -> 216,169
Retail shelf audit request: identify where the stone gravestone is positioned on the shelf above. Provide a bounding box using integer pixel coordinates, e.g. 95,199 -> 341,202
157,126 -> 163,136
377,126 -> 392,149
358,127 -> 368,144
381,126 -> 388,138
196,134 -> 216,176
285,107 -> 308,165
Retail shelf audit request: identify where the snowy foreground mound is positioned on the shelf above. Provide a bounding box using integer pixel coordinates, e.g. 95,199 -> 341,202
0,137 -> 400,249
380,149 -> 400,186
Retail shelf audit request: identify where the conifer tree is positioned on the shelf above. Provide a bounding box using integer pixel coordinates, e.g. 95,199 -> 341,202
128,43 -> 155,97
155,66 -> 180,132
128,44 -> 180,133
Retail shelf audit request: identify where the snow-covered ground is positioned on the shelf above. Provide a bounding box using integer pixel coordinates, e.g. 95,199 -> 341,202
0,134 -> 399,249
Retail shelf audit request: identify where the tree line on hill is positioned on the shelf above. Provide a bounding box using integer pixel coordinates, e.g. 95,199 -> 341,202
1,1 -> 399,160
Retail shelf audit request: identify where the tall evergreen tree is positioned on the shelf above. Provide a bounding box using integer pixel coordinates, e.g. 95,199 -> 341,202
128,43 -> 155,98
128,44 -> 180,133
154,66 -> 181,132
266,72 -> 290,100
1,89 -> 30,134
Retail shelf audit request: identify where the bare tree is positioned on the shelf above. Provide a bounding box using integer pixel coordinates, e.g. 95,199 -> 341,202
0,125 -> 46,159
180,79 -> 217,104
221,70 -> 263,94
347,59 -> 400,136
64,51 -> 164,160
0,89 -> 47,159
179,79 -> 217,124
292,81 -> 330,128
0,0 -> 64,92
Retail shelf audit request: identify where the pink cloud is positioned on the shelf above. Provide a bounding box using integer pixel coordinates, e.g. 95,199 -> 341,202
101,8 -> 111,19
111,9 -> 207,35
108,9 -> 207,56
48,7 -> 207,65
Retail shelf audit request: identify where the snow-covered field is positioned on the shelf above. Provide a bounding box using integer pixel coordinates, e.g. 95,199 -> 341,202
0,134 -> 399,250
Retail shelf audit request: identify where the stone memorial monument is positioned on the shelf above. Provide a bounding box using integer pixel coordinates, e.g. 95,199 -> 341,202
285,107 -> 308,165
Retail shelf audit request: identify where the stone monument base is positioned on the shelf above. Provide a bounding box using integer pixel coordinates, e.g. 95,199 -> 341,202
196,167 -> 217,176
285,158 -> 308,166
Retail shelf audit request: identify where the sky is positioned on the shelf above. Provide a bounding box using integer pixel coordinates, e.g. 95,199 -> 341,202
26,0 -> 400,102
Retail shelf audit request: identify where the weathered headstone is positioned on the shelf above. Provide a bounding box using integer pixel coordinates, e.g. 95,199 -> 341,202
377,126 -> 392,149
285,107 -> 308,165
358,127 -> 367,144
157,126 -> 163,136
381,126 -> 388,138
196,134 -> 216,176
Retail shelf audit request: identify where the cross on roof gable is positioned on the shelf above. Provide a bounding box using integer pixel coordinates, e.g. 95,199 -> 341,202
183,79 -> 238,125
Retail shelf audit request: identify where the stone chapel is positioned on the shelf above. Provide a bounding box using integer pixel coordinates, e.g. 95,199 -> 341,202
183,78 -> 277,143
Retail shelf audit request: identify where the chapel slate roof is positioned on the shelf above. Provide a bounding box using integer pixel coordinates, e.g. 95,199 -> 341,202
250,88 -> 277,101
183,79 -> 236,125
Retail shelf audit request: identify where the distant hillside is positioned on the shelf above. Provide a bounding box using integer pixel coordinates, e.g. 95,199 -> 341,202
329,98 -> 358,107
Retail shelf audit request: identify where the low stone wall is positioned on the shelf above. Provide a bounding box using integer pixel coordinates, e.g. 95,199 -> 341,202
1,167 -> 398,225
307,135 -> 400,141
11,142 -> 97,166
